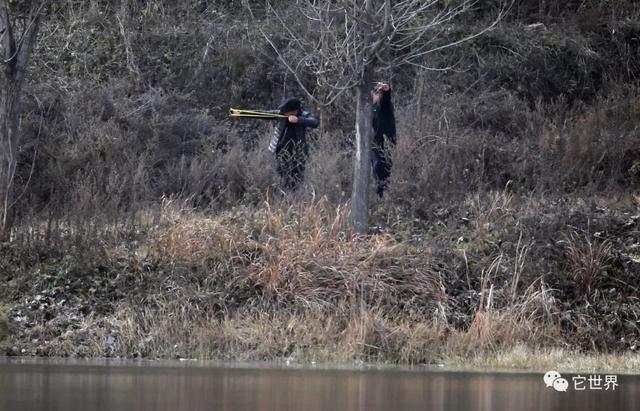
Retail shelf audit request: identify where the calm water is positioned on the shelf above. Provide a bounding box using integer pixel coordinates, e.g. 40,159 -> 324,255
0,359 -> 638,411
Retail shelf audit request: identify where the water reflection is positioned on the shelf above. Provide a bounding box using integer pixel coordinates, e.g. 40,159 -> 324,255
0,359 -> 637,411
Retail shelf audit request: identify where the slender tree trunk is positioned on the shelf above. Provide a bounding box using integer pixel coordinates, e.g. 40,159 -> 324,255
350,66 -> 373,233
0,80 -> 21,241
0,3 -> 41,241
415,69 -> 425,125
318,103 -> 326,136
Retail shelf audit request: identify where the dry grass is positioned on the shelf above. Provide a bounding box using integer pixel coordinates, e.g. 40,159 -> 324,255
446,344 -> 640,372
446,278 -> 561,357
3,0 -> 640,369
98,304 -> 447,364
58,197 -> 561,364
467,190 -> 515,239
0,305 -> 10,343
562,232 -> 613,291
149,198 -> 440,311
532,86 -> 640,189
3,192 -> 638,366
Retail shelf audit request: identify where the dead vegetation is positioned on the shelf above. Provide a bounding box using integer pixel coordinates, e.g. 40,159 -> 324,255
0,1 -> 640,367
2,191 -> 639,366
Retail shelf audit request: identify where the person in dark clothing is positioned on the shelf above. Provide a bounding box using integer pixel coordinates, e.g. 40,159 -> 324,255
371,82 -> 397,197
267,98 -> 319,190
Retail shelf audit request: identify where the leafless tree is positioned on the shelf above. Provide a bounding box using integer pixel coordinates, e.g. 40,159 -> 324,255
255,0 -> 510,232
0,0 -> 46,241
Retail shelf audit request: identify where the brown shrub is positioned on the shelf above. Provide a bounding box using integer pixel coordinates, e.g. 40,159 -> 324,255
149,199 -> 441,313
562,232 -> 613,292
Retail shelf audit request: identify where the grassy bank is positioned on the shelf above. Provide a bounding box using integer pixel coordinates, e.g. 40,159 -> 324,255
1,191 -> 639,370
446,346 -> 640,372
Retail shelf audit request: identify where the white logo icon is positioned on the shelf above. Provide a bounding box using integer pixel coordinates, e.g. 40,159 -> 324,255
544,371 -> 562,388
544,370 -> 567,392
553,378 -> 569,392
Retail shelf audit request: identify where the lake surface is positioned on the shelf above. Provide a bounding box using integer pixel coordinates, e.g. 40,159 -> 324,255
0,358 -> 638,411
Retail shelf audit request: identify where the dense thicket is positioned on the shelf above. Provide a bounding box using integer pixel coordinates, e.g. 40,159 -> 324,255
6,0 -> 636,225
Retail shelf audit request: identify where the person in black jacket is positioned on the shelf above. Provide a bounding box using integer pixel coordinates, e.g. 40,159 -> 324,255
371,82 -> 397,197
267,98 -> 319,190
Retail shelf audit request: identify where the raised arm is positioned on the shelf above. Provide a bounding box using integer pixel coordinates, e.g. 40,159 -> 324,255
296,112 -> 319,128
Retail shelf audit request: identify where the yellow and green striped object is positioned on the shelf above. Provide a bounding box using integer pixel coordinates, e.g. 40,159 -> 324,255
229,108 -> 287,119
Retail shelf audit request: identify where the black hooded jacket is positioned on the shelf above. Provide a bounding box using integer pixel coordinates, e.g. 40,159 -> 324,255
267,111 -> 319,154
372,89 -> 396,148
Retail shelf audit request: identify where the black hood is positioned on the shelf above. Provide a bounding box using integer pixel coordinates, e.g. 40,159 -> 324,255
278,98 -> 302,114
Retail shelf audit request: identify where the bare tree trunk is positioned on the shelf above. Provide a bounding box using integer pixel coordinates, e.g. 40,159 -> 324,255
350,67 -> 373,233
318,103 -> 326,136
0,3 -> 41,241
415,69 -> 425,124
0,81 -> 20,241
